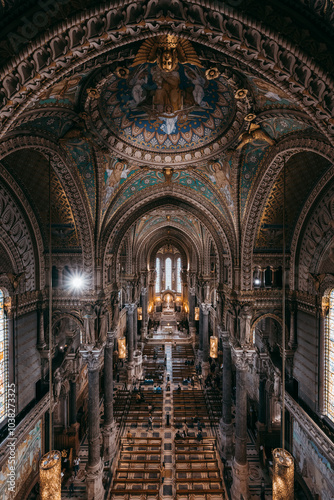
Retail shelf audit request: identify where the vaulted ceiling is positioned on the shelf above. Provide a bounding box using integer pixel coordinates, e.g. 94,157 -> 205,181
0,0 -> 333,293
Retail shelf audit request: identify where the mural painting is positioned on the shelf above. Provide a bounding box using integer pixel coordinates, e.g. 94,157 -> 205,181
100,37 -> 235,152
0,419 -> 42,500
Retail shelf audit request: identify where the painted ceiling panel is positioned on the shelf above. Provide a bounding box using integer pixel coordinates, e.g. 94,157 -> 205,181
62,138 -> 96,219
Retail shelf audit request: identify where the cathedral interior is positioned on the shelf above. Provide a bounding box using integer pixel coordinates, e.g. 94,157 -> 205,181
0,0 -> 334,499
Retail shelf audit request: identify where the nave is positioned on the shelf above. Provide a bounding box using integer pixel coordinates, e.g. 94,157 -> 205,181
60,337 -> 272,500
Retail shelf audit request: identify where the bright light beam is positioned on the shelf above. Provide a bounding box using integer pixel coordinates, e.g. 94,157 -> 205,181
67,272 -> 86,292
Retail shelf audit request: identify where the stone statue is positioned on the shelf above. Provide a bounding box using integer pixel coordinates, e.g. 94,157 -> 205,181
110,292 -> 119,328
98,304 -> 109,343
82,304 -> 97,344
54,368 -> 62,400
274,369 -> 281,397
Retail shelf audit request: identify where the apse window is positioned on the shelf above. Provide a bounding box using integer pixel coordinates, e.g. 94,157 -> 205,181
165,258 -> 172,290
155,258 -> 161,293
325,289 -> 334,422
0,290 -> 8,423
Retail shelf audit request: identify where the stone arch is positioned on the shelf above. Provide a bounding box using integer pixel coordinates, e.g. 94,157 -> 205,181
102,187 -> 235,289
296,185 -> 334,293
0,182 -> 37,291
241,136 -> 334,291
1,1 -> 334,145
0,135 -> 95,284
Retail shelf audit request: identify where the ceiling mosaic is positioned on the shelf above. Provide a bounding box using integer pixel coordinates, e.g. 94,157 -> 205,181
99,64 -> 235,153
27,72 -> 90,110
15,115 -> 74,138
106,169 -> 230,225
255,152 -> 332,251
101,155 -> 139,216
62,138 -> 96,219
246,75 -> 301,111
88,36 -> 244,168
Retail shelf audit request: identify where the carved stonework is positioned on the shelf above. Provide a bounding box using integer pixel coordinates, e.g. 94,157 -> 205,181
80,346 -> 103,371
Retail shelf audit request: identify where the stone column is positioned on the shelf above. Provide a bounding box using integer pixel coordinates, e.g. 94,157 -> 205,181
69,379 -> 77,426
80,346 -> 104,500
288,308 -> 297,349
103,332 -> 117,461
318,299 -> 328,413
198,305 -> 203,354
133,305 -> 138,352
141,288 -> 148,342
126,304 -> 135,384
231,348 -> 250,500
219,332 -> 233,458
202,304 -> 210,378
37,308 -> 46,349
188,289 -> 196,342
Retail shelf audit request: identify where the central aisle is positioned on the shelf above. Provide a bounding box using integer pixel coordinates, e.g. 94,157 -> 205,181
109,339 -> 226,500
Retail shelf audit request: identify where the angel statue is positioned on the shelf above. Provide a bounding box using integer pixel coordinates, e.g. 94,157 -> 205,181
236,123 -> 275,150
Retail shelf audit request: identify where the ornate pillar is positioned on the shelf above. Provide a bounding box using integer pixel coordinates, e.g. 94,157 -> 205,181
37,307 -> 46,349
318,298 -> 328,414
126,304 -> 135,384
188,288 -> 196,342
219,332 -> 233,458
231,347 -> 251,500
133,305 -> 138,352
80,346 -> 104,500
103,332 -> 117,461
202,303 -> 210,378
141,288 -> 148,341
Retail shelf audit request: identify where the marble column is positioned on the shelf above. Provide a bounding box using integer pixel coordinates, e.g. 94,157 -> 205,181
126,304 -> 135,384
69,379 -> 77,426
288,308 -> 297,349
80,346 -> 104,500
219,332 -> 233,458
202,303 -> 210,378
198,305 -> 203,355
133,305 -> 138,352
188,290 -> 196,342
231,348 -> 250,500
141,288 -> 148,342
37,308 -> 46,349
103,332 -> 117,461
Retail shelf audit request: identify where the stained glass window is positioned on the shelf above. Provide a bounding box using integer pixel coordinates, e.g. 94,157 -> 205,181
165,258 -> 172,290
177,258 -> 181,293
155,258 -> 160,293
0,290 -> 8,423
325,289 -> 334,422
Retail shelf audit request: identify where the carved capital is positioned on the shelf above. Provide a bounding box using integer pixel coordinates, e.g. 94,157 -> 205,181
201,302 -> 211,315
80,346 -> 103,371
106,331 -> 116,349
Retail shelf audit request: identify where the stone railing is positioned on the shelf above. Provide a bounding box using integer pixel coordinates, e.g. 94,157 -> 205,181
285,392 -> 334,466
